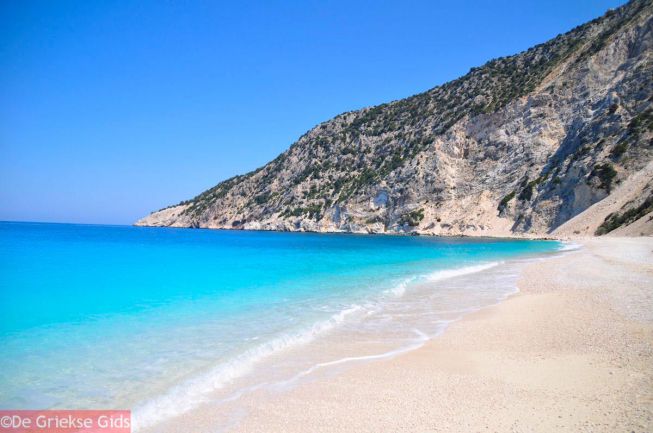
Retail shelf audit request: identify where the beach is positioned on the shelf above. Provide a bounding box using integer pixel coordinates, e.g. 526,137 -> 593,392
218,237 -> 653,432
0,223 -> 561,427
3,224 -> 652,432
4,0 -> 653,431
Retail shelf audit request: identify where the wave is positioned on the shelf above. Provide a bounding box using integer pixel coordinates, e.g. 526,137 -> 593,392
213,328 -> 437,406
133,260 -> 504,431
385,262 -> 502,299
280,328 -> 431,385
386,276 -> 416,297
558,241 -> 582,251
132,305 -> 362,431
426,261 -> 502,282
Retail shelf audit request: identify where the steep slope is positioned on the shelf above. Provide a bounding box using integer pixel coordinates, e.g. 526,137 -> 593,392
552,160 -> 653,236
137,0 -> 653,236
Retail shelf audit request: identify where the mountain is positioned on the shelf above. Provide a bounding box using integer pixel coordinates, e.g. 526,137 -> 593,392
136,0 -> 653,237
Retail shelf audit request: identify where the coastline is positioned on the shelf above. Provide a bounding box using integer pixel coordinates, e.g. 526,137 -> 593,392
133,221 -> 565,240
214,236 -> 653,432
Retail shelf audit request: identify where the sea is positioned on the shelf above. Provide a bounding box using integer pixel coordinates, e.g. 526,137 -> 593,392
0,221 -> 565,430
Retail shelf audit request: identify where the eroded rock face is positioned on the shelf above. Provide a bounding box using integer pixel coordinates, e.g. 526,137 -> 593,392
136,0 -> 653,237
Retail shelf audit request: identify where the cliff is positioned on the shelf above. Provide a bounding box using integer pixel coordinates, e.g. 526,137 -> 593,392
137,0 -> 653,237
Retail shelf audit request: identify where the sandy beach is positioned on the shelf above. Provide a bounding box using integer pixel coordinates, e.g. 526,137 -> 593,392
218,237 -> 653,433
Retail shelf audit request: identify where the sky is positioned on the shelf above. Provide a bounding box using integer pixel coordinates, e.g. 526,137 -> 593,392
1,0 -> 628,225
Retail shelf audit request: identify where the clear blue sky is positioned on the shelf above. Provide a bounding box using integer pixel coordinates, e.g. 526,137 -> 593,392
1,0 -> 627,225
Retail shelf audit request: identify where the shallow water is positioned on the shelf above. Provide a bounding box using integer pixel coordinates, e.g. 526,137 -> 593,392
0,222 -> 561,429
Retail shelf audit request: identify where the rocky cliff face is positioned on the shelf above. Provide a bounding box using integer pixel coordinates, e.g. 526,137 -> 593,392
137,0 -> 653,237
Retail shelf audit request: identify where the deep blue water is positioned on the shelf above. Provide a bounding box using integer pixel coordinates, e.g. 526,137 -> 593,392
0,222 -> 561,426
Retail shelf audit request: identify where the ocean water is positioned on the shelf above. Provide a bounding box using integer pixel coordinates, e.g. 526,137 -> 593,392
0,222 -> 562,430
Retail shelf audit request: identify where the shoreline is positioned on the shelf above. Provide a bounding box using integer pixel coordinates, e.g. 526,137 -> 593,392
136,245 -> 559,432
133,222 -> 564,240
217,237 -> 653,432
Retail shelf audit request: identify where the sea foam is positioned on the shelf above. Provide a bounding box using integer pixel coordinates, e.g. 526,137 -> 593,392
132,305 -> 362,431
558,241 -> 582,251
133,261 -> 504,430
425,261 -> 502,281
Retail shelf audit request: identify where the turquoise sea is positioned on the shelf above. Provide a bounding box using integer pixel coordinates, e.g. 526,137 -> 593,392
0,222 -> 562,430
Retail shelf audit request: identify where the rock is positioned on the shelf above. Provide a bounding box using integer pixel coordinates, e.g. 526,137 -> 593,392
136,0 -> 653,238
